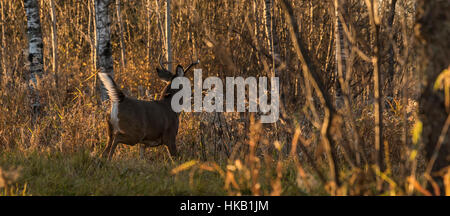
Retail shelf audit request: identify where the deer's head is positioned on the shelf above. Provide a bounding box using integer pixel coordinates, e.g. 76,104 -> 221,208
156,54 -> 199,99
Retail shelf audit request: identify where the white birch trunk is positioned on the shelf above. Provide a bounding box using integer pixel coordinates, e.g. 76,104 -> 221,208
94,0 -> 114,102
24,0 -> 44,113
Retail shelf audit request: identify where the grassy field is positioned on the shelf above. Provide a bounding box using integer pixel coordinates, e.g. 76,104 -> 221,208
1,0 -> 449,196
1,149 -> 225,196
0,149 -> 318,196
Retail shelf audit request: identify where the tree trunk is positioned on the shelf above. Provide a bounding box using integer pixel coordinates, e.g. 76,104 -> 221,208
334,0 -> 347,99
147,0 -> 151,68
366,0 -> 385,173
24,0 -> 44,115
386,0 -> 397,98
115,0 -> 126,75
415,0 -> 450,192
48,0 -> 58,88
263,0 -> 289,128
94,0 -> 114,102
89,0 -> 97,74
334,0 -> 364,167
263,0 -> 280,78
88,0 -> 99,96
165,0 -> 172,73
281,0 -> 341,191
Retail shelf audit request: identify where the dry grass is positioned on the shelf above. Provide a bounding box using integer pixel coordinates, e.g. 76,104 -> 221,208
0,0 -> 448,196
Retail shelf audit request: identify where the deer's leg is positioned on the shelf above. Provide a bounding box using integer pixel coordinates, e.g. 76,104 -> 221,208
163,133 -> 177,157
107,135 -> 119,160
101,121 -> 114,158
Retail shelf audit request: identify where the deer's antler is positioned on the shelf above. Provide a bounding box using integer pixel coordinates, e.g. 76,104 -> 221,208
184,59 -> 200,75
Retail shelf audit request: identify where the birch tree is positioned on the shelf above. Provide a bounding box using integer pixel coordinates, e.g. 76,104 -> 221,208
24,0 -> 44,114
334,0 -> 347,108
94,0 -> 114,102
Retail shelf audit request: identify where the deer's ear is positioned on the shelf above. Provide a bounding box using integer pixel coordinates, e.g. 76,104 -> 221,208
156,67 -> 172,81
175,65 -> 184,77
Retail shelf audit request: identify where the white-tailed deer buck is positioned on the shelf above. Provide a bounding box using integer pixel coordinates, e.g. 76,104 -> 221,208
99,56 -> 198,160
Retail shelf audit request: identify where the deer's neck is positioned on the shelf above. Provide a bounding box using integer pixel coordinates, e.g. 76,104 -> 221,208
158,94 -> 179,116
158,84 -> 180,116
159,95 -> 172,105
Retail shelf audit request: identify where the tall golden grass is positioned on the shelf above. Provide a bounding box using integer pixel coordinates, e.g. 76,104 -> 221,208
0,0 -> 448,196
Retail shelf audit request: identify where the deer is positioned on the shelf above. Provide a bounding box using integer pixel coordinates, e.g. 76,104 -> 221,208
99,55 -> 199,160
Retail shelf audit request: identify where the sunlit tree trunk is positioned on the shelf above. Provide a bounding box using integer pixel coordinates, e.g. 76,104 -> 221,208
89,0 -> 97,73
48,0 -> 58,88
365,0 -> 385,174
115,0 -> 126,75
24,0 -> 44,115
415,0 -> 450,192
94,0 -> 114,102
88,0 -> 99,96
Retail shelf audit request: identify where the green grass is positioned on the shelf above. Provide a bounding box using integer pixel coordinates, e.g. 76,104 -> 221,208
0,150 -> 228,196
0,149 -> 310,196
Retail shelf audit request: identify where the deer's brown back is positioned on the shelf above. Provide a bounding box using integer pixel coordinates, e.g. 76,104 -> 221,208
112,97 -> 178,145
